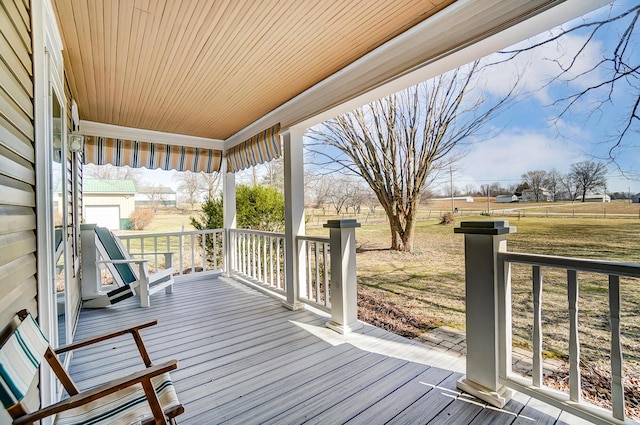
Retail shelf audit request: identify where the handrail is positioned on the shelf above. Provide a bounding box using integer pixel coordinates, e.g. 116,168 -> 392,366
497,251 -> 639,425
118,229 -> 224,278
500,251 -> 640,277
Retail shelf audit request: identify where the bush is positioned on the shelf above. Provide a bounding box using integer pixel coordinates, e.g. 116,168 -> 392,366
439,212 -> 455,225
129,208 -> 155,230
236,185 -> 285,231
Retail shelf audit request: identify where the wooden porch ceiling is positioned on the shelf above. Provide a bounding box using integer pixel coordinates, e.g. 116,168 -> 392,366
53,0 -> 586,145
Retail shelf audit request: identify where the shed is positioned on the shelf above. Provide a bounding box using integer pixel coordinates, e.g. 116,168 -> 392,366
83,179 -> 137,229
496,194 -> 518,203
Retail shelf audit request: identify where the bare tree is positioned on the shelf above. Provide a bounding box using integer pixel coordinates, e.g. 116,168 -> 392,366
462,183 -> 476,196
325,177 -> 362,215
559,172 -> 579,201
500,3 -> 640,170
143,185 -> 168,212
570,161 -> 608,202
308,61 -> 516,251
176,170 -> 204,211
84,164 -> 142,184
200,172 -> 222,200
261,158 -> 284,192
521,170 -> 549,202
546,169 -> 562,202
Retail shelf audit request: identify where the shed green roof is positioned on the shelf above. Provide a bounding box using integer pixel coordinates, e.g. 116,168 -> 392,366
83,179 -> 137,193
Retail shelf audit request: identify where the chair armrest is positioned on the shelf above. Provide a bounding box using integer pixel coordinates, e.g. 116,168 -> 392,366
129,251 -> 175,256
55,320 -> 158,354
97,259 -> 149,264
12,360 -> 178,425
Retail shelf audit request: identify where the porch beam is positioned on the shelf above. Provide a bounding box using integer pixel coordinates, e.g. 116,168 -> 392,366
80,120 -> 224,150
282,128 -> 305,310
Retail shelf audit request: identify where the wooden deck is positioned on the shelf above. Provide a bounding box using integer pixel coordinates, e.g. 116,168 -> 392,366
69,277 -> 589,424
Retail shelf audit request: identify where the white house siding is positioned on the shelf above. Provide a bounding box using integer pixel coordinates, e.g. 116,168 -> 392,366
0,0 -> 38,421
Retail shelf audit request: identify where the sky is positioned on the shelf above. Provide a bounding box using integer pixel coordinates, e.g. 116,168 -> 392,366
130,1 -> 639,195
452,0 -> 639,194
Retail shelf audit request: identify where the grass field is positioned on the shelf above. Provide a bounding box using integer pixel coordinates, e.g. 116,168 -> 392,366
141,202 -> 640,361
133,201 -> 639,415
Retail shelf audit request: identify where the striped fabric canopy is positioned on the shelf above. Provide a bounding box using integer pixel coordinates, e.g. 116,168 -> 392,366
226,123 -> 281,173
84,136 -> 222,173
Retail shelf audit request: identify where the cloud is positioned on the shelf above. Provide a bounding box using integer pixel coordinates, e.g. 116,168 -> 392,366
455,129 -> 587,187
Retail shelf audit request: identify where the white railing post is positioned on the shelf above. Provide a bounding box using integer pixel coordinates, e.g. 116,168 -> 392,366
223,161 -> 236,277
455,220 -> 515,408
324,219 -> 362,334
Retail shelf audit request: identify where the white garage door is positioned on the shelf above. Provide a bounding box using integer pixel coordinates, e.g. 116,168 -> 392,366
85,206 -> 120,229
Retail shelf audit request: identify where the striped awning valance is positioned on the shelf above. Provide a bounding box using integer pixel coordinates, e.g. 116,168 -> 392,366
84,136 -> 222,173
226,123 -> 281,173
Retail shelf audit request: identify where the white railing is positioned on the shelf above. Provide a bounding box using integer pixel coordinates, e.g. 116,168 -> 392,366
497,253 -> 640,425
297,235 -> 331,312
229,229 -> 285,294
118,229 -> 224,279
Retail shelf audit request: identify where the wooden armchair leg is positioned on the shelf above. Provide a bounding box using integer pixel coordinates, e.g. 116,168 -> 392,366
141,379 -> 168,425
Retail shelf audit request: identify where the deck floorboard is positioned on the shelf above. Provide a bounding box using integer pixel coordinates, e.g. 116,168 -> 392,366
69,276 -> 585,424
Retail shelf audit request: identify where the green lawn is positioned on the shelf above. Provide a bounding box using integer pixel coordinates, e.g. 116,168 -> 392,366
135,208 -> 640,365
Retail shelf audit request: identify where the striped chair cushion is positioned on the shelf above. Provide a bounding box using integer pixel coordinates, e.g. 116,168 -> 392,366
0,314 -> 49,409
55,372 -> 180,425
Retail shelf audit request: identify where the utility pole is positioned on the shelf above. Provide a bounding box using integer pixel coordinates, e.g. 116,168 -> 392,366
486,186 -> 490,215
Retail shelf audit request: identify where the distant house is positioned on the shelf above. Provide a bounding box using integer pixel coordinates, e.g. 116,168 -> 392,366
83,179 -> 137,229
632,193 -> 640,203
521,188 -> 551,202
135,186 -> 177,208
495,194 -> 518,203
576,194 -> 611,203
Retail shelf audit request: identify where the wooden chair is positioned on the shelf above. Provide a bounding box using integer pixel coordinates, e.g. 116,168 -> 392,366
84,226 -> 175,308
0,310 -> 184,425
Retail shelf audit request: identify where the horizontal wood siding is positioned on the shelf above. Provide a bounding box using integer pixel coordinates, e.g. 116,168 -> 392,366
0,0 -> 36,422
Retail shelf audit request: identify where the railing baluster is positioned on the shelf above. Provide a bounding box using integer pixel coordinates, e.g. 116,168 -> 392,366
190,234 -> 195,274
201,231 -> 207,271
153,237 -> 158,271
306,241 -> 312,298
269,236 -> 274,288
263,235 -> 267,284
532,265 -> 543,387
567,269 -> 581,403
179,233 -> 184,275
314,241 -> 320,303
276,237 -> 281,289
323,242 -> 329,306
609,274 -> 625,420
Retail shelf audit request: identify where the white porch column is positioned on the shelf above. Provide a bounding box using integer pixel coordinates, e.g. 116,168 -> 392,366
454,220 -> 515,408
282,128 -> 306,310
325,219 -> 362,334
223,160 -> 236,277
